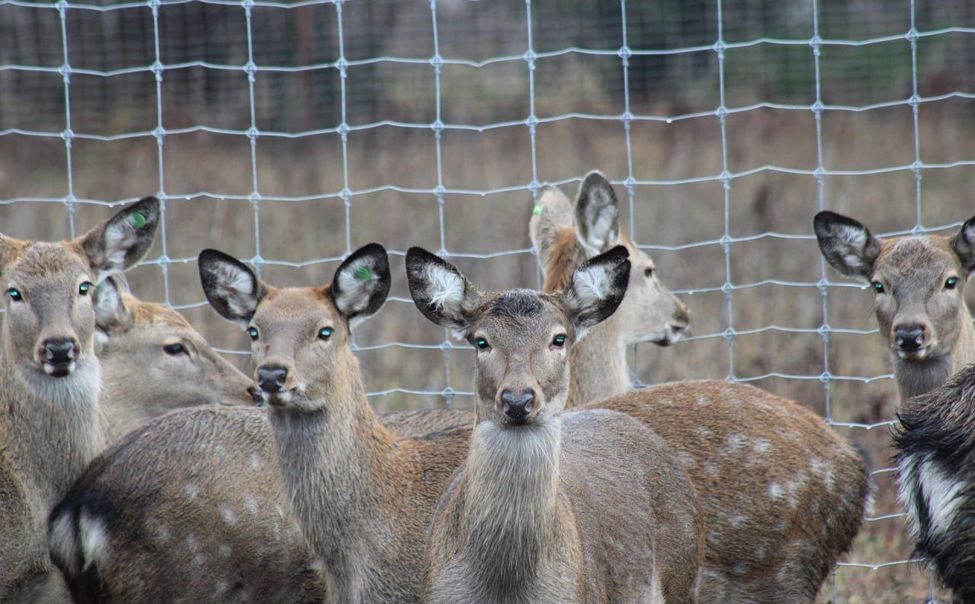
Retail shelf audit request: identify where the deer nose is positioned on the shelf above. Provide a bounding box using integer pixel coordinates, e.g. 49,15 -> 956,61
894,325 -> 926,352
42,338 -> 78,365
257,365 -> 288,393
500,389 -> 535,423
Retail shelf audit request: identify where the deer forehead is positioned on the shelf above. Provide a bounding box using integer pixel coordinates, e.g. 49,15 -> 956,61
876,236 -> 959,280
127,296 -> 193,330
254,287 -> 339,328
6,242 -> 94,286
473,290 -> 569,335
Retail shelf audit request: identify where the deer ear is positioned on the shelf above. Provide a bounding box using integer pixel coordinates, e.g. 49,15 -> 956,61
198,249 -> 267,328
79,196 -> 160,280
951,216 -> 975,273
530,185 -> 575,266
331,243 -> 391,326
813,211 -> 881,281
93,277 -> 132,334
574,171 -> 620,256
560,245 -> 630,340
405,247 -> 481,336
0,233 -> 27,278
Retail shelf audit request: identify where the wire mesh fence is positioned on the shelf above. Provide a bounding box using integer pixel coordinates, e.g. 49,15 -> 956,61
2,0 -> 975,600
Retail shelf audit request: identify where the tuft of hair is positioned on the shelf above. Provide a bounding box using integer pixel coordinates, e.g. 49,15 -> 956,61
405,247 -> 480,334
487,290 -> 543,320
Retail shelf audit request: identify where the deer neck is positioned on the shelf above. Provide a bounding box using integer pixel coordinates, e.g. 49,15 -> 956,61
268,357 -> 403,596
459,417 -> 567,595
0,330 -> 104,513
894,312 -> 975,403
567,319 -> 629,407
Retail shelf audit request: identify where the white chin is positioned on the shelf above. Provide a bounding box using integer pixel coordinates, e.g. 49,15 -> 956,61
43,361 -> 76,376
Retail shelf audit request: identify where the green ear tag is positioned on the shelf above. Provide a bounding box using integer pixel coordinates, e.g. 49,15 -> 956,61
532,204 -> 543,216
129,212 -> 148,229
354,266 -> 373,282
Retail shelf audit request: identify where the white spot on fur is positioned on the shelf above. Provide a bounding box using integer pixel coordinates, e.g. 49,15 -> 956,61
250,453 -> 263,470
725,433 -> 745,454
696,395 -> 710,406
754,545 -> 766,560
49,513 -> 78,573
676,451 -> 696,468
244,495 -> 259,516
811,457 -> 836,493
79,513 -> 110,570
768,483 -> 784,499
752,438 -> 772,454
917,456 -> 964,537
696,426 -> 713,440
186,532 -> 200,552
183,483 -> 200,500
220,506 -> 238,526
728,514 -> 748,529
218,543 -> 232,558
703,461 -> 720,477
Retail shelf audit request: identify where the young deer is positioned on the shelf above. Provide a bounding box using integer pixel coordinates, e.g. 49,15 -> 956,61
93,276 -> 255,442
409,246 -> 704,603
0,198 -> 159,601
50,274 -> 470,603
534,174 -> 870,602
814,210 -> 975,402
815,213 -> 975,598
198,243 -> 474,602
530,171 -> 690,399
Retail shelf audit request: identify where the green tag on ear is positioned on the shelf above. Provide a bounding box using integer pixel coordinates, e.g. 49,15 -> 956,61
532,204 -> 543,216
354,266 -> 373,281
129,212 -> 148,229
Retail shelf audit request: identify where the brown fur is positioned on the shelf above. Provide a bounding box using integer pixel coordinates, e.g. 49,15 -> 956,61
0,197 -> 159,601
815,211 -> 975,402
410,247 -> 703,603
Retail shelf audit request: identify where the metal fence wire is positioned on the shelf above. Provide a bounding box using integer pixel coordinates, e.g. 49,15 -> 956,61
2,0 -> 975,600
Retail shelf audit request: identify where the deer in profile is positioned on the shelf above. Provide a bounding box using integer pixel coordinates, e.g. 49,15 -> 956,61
815,211 -> 975,600
0,197 -> 159,601
409,246 -> 703,603
530,171 -> 690,399
92,276 -> 255,442
532,173 -> 870,602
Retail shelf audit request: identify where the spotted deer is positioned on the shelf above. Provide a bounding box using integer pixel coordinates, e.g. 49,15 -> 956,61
533,174 -> 870,602
815,211 -> 975,600
194,243 -> 474,602
49,253 -> 472,602
93,276 -> 255,442
409,246 -> 703,603
0,197 -> 159,601
530,171 -> 690,399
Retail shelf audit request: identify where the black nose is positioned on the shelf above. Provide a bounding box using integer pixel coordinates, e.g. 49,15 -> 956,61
43,338 -> 77,365
895,325 -> 926,352
501,389 -> 535,423
257,365 -> 288,393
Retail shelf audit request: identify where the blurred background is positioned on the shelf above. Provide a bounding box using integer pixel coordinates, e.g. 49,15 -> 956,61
2,0 -> 975,601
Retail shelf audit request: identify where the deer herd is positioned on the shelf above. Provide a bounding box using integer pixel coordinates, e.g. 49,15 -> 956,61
0,172 -> 973,602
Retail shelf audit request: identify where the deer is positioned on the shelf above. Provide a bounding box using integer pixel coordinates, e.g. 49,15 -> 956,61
109,242 -> 470,603
408,245 -> 704,603
814,211 -> 975,601
0,197 -> 159,602
529,171 -> 690,400
92,276 -> 255,442
531,172 -> 871,602
49,249 -> 473,602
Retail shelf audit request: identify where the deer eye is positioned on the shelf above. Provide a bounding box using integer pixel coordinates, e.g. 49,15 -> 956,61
644,267 -> 654,278
870,281 -> 885,294
78,281 -> 93,296
474,337 -> 490,351
318,327 -> 333,340
946,276 -> 960,290
551,334 -> 567,348
163,343 -> 187,356
246,327 -> 259,341
6,288 -> 22,302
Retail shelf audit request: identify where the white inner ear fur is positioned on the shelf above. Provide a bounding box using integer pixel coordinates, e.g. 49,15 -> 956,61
836,224 -> 871,271
94,282 -> 122,324
335,256 -> 378,315
102,220 -> 141,272
579,211 -> 619,255
211,262 -> 257,320
571,264 -> 612,306
425,264 -> 465,313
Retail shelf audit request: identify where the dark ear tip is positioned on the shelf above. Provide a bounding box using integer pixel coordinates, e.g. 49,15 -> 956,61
581,170 -> 610,186
405,247 -> 438,271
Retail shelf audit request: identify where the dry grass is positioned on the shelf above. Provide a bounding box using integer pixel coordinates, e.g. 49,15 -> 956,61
2,104 -> 974,602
